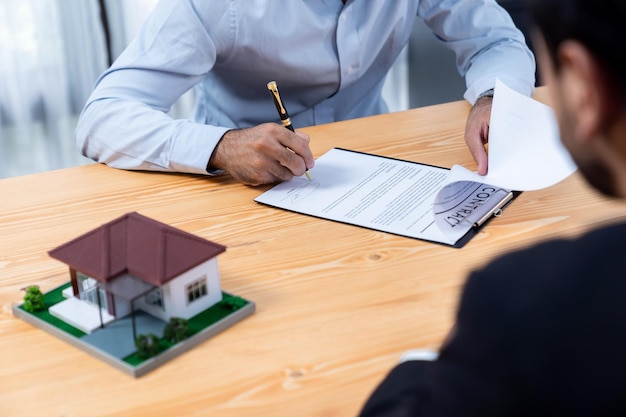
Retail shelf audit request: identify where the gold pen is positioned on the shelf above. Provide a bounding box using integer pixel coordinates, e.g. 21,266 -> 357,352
267,81 -> 312,180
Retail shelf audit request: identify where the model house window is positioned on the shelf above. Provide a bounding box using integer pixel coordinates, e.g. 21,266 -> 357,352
186,277 -> 208,304
145,288 -> 164,309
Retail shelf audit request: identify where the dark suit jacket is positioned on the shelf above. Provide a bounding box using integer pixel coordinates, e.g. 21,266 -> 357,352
359,222 -> 626,416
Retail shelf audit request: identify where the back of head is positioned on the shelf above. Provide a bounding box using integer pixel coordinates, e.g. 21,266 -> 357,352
528,0 -> 626,98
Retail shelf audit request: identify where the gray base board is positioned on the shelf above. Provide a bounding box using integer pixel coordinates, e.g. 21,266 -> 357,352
13,295 -> 255,378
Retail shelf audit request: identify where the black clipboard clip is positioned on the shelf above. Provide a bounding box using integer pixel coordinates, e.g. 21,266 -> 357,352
472,189 -> 516,229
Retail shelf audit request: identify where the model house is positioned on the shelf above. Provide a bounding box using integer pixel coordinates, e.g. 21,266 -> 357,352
48,212 -> 226,333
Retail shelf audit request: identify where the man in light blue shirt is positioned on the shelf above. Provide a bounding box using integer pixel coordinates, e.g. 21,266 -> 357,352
76,0 -> 535,185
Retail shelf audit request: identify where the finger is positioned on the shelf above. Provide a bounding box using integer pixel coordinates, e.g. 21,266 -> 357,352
267,159 -> 296,182
244,150 -> 296,184
465,129 -> 488,175
465,102 -> 491,175
474,147 -> 488,176
223,149 -> 282,185
280,130 -> 315,170
276,145 -> 309,177
295,131 -> 315,169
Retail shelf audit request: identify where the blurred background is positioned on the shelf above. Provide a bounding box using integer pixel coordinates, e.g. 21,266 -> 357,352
0,0 -> 533,179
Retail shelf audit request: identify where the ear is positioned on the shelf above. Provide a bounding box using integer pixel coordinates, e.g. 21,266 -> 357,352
557,41 -> 611,141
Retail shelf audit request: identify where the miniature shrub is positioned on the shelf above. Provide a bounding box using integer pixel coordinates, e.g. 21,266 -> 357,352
163,317 -> 191,343
222,294 -> 247,311
135,333 -> 161,359
22,285 -> 45,312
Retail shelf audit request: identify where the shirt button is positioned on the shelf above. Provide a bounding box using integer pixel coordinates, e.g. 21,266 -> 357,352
346,66 -> 354,74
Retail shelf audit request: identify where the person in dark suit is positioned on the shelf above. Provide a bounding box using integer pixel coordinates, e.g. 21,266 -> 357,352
358,0 -> 626,415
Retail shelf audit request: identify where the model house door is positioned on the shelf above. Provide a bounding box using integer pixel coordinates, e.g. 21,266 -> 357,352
77,272 -> 107,310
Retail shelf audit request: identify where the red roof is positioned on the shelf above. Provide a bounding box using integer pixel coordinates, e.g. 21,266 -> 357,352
48,212 -> 226,286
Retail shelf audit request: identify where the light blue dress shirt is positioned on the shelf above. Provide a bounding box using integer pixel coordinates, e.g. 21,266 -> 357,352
76,0 -> 535,175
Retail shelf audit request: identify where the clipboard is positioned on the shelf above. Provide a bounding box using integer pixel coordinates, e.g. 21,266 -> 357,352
254,148 -> 519,248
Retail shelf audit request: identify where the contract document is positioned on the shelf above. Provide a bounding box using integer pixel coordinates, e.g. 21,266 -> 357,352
255,81 -> 577,247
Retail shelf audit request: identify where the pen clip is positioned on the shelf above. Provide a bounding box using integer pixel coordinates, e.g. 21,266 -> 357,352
267,81 -> 288,116
267,80 -> 294,130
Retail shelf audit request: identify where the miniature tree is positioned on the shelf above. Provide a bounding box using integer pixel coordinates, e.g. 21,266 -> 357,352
135,333 -> 161,359
22,285 -> 45,312
163,317 -> 191,344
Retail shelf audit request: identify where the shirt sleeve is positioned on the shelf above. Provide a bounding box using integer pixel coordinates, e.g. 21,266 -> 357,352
417,0 -> 536,103
75,0 -> 232,174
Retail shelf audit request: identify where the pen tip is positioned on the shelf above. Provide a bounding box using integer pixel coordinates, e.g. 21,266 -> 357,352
267,81 -> 277,90
305,170 -> 312,181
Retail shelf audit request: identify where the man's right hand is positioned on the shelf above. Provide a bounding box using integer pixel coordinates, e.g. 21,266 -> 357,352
208,123 -> 315,186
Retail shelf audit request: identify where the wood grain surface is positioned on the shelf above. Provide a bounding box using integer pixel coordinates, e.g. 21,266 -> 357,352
1,89 -> 624,416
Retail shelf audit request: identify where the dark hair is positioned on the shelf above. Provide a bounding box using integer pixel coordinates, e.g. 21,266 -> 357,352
528,0 -> 626,94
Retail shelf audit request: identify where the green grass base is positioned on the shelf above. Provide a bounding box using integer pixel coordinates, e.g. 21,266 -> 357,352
14,283 -> 254,376
18,283 -> 86,338
123,293 -> 250,366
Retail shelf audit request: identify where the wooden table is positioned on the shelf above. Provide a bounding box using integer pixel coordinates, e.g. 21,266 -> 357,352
1,90 -> 624,416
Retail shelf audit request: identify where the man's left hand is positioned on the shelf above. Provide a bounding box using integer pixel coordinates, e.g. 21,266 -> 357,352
464,96 -> 493,175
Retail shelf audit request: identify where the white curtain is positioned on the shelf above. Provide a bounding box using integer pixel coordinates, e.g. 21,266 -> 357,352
0,0 -> 161,178
0,0 -> 106,177
0,1 -> 106,125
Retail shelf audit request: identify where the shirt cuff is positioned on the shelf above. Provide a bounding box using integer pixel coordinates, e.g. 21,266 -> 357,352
398,349 -> 439,363
168,121 -> 231,175
477,88 -> 495,100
